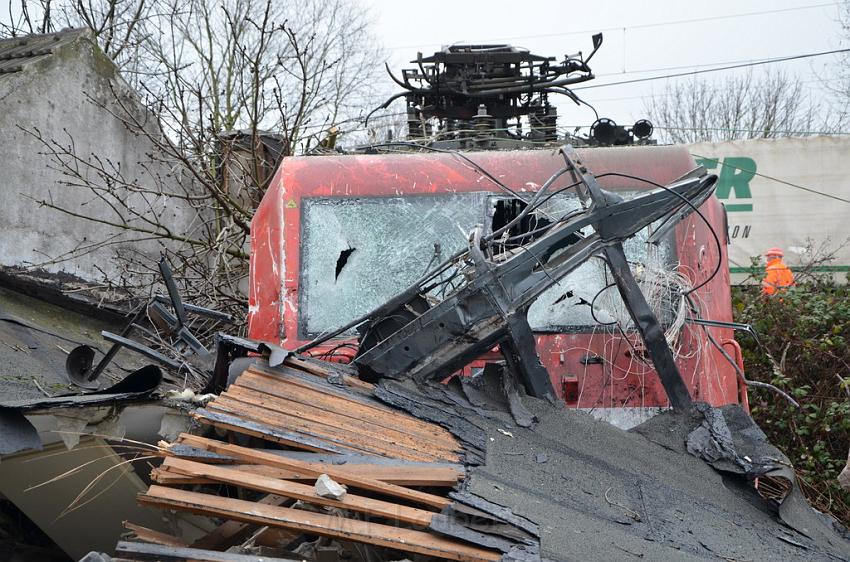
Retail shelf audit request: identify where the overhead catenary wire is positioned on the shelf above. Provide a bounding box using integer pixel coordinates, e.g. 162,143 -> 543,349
487,167 -> 574,241
573,48 -> 850,91
685,293 -> 801,408
586,75 -> 847,104
594,58 -> 838,79
386,2 -> 839,51
590,282 -> 620,326
650,125 -> 850,137
594,172 -> 723,295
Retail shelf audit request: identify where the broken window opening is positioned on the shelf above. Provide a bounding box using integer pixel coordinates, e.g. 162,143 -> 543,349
335,247 -> 356,281
491,198 -> 552,246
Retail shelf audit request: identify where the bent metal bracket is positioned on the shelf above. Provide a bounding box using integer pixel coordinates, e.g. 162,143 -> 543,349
307,145 -> 717,410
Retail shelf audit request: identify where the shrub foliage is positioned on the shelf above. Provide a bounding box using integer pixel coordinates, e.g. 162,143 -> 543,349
733,276 -> 850,525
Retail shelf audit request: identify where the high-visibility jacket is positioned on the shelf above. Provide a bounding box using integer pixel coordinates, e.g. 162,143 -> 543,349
762,258 -> 795,295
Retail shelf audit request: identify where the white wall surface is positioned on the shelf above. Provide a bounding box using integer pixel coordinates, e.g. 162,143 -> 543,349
0,33 -> 195,283
688,136 -> 850,283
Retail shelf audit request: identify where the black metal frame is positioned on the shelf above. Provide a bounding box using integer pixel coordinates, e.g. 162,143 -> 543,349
66,259 -> 234,387
353,146 -> 716,409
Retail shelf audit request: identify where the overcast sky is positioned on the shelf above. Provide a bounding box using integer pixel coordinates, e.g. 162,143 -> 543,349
364,0 -> 845,135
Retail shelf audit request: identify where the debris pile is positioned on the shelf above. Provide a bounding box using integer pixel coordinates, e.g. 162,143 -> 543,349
109,351 -> 850,561
122,356 -> 523,561
109,146 -> 850,560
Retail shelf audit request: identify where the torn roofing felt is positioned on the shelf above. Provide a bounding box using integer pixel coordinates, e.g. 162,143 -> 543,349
376,376 -> 850,562
0,363 -> 161,455
0,284 -> 149,404
0,358 -> 162,456
0,285 -> 163,454
0,364 -> 162,411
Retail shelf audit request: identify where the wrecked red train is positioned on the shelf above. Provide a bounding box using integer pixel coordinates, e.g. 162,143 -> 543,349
247,145 -> 745,426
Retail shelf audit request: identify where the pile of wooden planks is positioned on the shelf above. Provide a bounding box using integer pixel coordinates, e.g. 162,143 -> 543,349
126,357 -> 503,562
192,361 -> 462,462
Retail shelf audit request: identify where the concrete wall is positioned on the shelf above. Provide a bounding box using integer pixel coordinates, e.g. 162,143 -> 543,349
0,32 -> 196,283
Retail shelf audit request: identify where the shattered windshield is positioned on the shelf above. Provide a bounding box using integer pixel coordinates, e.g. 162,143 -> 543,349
300,193 -> 488,337
525,194 -> 676,330
299,192 -> 675,337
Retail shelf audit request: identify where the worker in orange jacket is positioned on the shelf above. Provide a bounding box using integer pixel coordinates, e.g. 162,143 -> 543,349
762,247 -> 795,295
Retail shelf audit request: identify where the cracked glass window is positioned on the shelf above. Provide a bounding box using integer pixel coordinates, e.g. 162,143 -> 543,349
525,192 -> 676,331
298,190 -> 676,337
299,193 -> 488,336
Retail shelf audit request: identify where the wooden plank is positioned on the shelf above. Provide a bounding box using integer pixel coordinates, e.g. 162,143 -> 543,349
160,443 -> 233,464
156,458 -> 463,487
251,364 -> 377,403
203,399 -> 409,460
235,463 -> 463,486
215,390 -> 455,462
164,439 -> 462,477
226,383 -> 459,458
190,408 -> 358,454
239,369 -> 458,447
176,434 -> 451,510
122,521 -> 189,548
245,366 -> 396,419
209,393 -> 407,458
164,458 -> 434,527
115,540 -> 299,562
152,467 -> 208,485
283,356 -> 374,392
226,383 -> 455,455
190,494 -> 295,551
139,487 -> 501,562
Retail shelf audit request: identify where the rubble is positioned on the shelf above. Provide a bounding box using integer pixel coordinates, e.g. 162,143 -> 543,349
1,138 -> 845,561
0,260 -> 235,558
113,352 -> 850,561
314,474 -> 347,500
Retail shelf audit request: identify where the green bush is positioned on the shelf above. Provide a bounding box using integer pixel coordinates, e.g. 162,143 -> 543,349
732,275 -> 850,525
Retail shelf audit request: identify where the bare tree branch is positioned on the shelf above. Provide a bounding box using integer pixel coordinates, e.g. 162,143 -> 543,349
644,70 -> 835,143
2,0 -> 385,321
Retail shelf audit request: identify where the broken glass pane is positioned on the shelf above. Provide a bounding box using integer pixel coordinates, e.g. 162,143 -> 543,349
526,192 -> 675,331
298,190 -> 676,336
300,193 -> 488,336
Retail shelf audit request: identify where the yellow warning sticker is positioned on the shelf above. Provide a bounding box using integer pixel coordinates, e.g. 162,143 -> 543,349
285,199 -> 297,209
